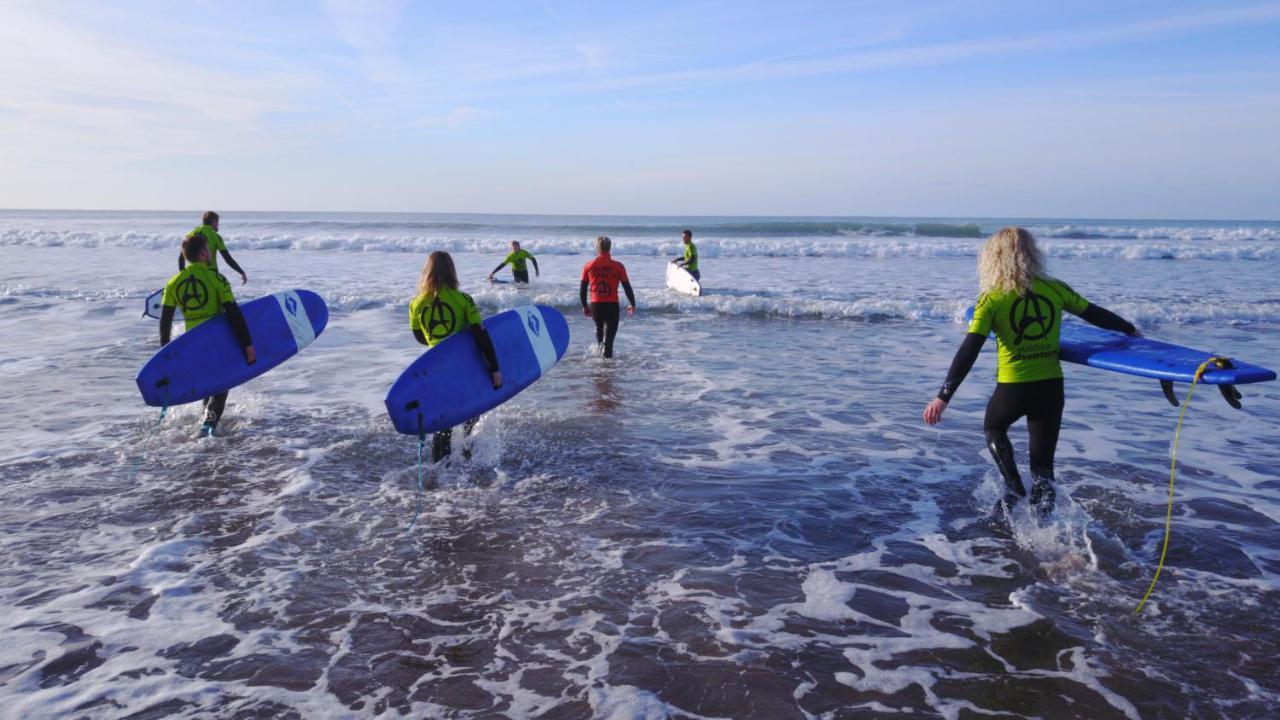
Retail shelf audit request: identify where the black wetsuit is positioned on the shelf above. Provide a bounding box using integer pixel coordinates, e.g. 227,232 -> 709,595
938,303 -> 1135,511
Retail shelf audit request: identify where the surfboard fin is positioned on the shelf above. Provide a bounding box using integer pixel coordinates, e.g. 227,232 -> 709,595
1219,384 -> 1243,409
1209,358 -> 1244,409
1160,359 -> 1246,409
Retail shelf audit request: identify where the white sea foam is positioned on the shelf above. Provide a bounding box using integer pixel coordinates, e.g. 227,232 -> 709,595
4,224 -> 1280,260
2,213 -> 1277,718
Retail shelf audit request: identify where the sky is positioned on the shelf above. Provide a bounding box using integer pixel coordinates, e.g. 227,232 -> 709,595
0,0 -> 1278,219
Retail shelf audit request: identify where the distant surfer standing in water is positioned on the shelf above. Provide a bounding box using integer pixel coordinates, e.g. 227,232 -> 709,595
672,229 -> 699,280
159,232 -> 256,436
581,236 -> 637,359
488,241 -> 539,284
923,227 -> 1139,515
411,251 -> 503,463
179,211 -> 248,286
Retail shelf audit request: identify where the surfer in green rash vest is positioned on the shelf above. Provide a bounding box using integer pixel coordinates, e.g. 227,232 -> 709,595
159,231 -> 256,436
672,230 -> 699,281
411,251 -> 503,463
178,211 -> 248,286
922,226 -> 1139,516
488,241 -> 539,284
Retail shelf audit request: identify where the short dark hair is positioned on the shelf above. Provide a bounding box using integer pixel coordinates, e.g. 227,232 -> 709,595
202,210 -> 219,226
682,229 -> 692,237
183,231 -> 209,262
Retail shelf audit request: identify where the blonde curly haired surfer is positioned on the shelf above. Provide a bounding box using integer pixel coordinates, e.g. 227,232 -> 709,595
923,227 -> 1139,517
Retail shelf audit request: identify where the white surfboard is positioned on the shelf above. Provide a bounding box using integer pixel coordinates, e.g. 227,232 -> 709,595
666,262 -> 701,296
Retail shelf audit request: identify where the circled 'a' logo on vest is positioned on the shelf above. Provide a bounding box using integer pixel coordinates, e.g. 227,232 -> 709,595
526,310 -> 541,336
177,275 -> 210,312
592,280 -> 612,296
422,298 -> 458,341
1009,292 -> 1055,344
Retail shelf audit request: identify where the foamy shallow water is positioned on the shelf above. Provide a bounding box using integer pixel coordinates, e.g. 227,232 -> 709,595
1,212 -> 1279,718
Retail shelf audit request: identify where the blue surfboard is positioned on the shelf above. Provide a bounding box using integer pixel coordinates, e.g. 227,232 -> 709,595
385,304 -> 570,435
136,290 -> 329,407
963,306 -> 1275,406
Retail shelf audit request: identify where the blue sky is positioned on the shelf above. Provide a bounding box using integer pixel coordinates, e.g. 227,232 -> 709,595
1,0 -> 1277,218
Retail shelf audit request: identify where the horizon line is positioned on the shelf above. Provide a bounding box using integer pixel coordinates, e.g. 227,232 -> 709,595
1,207 -> 1277,225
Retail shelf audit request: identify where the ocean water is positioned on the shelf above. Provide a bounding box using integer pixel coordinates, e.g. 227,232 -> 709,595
1,210 -> 1278,719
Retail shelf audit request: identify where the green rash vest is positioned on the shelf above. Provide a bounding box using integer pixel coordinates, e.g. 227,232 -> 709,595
161,262 -> 236,330
967,277 -> 1090,384
409,287 -> 483,347
502,249 -> 534,273
188,225 -> 227,272
683,242 -> 698,272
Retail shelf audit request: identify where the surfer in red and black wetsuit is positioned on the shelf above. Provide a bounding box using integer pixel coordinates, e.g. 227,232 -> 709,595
580,236 -> 637,359
923,227 -> 1138,516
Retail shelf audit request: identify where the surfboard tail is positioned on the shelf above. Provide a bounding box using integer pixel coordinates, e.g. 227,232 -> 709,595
1159,358 -> 1250,409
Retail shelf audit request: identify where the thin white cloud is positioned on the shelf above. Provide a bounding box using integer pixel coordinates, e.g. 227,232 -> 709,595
416,105 -> 486,128
0,4 -> 319,163
475,2 -> 1280,96
319,0 -> 408,85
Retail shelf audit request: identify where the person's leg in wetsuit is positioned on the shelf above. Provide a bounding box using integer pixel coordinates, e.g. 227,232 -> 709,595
984,383 -> 1027,512
202,392 -> 229,434
432,427 -> 453,463
513,269 -> 529,284
689,269 -> 700,281
984,379 -> 1064,515
1025,379 -> 1065,511
589,301 -> 620,358
432,417 -> 482,463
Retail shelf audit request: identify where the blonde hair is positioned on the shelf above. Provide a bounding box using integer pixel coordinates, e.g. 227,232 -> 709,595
596,235 -> 611,253
417,251 -> 459,297
978,226 -> 1046,295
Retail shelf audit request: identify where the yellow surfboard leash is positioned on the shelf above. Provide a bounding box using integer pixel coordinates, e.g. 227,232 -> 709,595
1133,357 -> 1228,615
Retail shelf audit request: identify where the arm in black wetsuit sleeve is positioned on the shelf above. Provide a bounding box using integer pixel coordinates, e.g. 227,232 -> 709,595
530,256 -> 539,275
1080,303 -> 1137,336
219,250 -> 245,277
222,301 -> 254,356
580,280 -> 589,308
491,261 -> 508,276
621,280 -> 636,308
413,329 -> 429,345
160,306 -> 175,345
937,332 -> 987,402
469,325 -> 500,373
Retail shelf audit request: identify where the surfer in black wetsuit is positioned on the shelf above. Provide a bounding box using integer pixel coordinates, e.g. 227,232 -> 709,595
923,227 -> 1139,516
159,232 -> 256,436
410,251 -> 502,462
673,230 -> 699,280
488,241 -> 539,284
178,211 -> 248,286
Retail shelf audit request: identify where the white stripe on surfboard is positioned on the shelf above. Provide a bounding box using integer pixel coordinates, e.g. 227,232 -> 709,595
517,305 -> 556,375
274,290 -> 316,352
